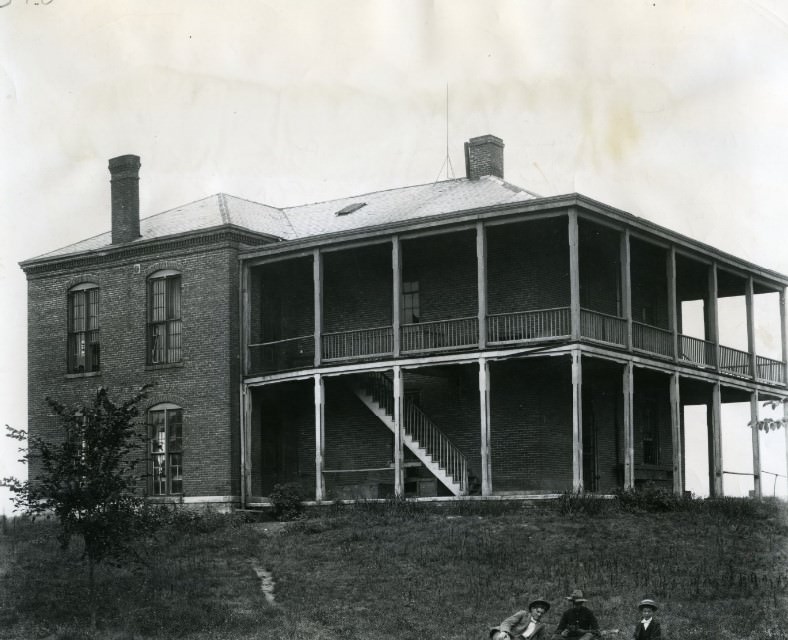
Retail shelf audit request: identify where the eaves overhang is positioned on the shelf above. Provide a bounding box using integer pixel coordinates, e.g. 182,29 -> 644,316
239,192 -> 788,289
19,224 -> 283,276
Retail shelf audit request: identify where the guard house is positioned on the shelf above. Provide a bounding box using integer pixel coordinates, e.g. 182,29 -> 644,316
21,136 -> 788,510
240,135 -> 788,505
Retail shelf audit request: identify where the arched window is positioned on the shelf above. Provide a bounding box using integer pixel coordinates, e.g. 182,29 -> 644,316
147,270 -> 182,364
67,282 -> 100,373
148,403 -> 183,495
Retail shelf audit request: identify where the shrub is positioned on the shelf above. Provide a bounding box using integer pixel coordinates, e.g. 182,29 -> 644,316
270,483 -> 305,521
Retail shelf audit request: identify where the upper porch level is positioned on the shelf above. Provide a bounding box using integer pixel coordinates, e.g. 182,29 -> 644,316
241,197 -> 788,387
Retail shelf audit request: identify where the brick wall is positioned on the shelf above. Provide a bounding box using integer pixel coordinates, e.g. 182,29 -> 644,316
486,218 -> 570,314
583,362 -> 623,491
631,238 -> 669,328
402,231 -> 478,321
323,244 -> 392,332
489,358 -> 574,492
251,380 -> 315,499
25,239 -> 243,501
579,221 -> 621,316
252,257 -> 314,342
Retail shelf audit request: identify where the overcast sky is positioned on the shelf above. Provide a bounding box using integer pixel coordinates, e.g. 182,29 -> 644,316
3,0 -> 788,512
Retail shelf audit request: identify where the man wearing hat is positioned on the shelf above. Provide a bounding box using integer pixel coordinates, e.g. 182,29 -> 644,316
490,597 -> 551,639
631,598 -> 661,639
554,589 -> 600,639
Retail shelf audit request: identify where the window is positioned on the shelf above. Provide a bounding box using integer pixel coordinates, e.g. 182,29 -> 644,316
148,271 -> 182,364
148,404 -> 183,495
402,281 -> 420,324
639,400 -> 661,465
67,283 -> 100,373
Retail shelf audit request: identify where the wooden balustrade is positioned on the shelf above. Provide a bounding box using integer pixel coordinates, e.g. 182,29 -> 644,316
679,334 -> 716,368
401,317 -> 479,353
248,336 -> 315,375
756,355 -> 785,384
633,322 -> 674,358
487,307 -> 571,344
322,326 -> 394,361
580,309 -> 627,346
719,345 -> 751,378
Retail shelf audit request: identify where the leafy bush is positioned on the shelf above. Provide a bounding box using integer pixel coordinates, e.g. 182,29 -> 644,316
614,485 -> 693,513
270,483 -> 305,521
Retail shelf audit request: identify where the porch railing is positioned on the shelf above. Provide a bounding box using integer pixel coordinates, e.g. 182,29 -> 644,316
679,334 -> 716,368
248,336 -> 315,374
322,326 -> 394,361
487,307 -> 571,344
401,317 -> 479,353
756,355 -> 785,384
719,345 -> 751,378
580,309 -> 627,346
633,322 -> 674,359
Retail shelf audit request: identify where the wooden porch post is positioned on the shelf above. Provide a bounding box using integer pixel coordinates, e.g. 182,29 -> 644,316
708,263 -> 720,371
241,262 -> 250,376
478,357 -> 492,496
572,349 -> 583,491
314,374 -> 325,501
670,372 -> 683,495
392,237 -> 401,358
710,382 -> 723,497
569,209 -> 581,341
240,384 -> 252,507
781,289 -> 787,384
667,247 -> 678,362
622,361 -> 634,489
393,365 -> 404,498
476,222 -> 488,350
620,229 -> 632,351
746,276 -> 757,379
751,390 -> 762,498
313,249 -> 323,367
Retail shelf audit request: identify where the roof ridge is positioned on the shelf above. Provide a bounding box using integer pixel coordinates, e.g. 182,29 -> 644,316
282,177 -> 467,212
219,192 -> 283,212
217,193 -> 230,224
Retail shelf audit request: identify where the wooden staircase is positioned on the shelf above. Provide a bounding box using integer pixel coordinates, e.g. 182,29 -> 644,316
351,372 -> 479,496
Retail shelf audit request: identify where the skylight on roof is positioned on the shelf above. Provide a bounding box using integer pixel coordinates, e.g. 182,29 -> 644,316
335,202 -> 367,216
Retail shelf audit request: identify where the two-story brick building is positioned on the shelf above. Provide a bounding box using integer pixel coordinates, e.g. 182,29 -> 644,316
21,135 -> 788,509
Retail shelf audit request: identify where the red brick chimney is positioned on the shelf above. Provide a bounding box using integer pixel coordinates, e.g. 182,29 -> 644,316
464,135 -> 504,180
109,154 -> 141,244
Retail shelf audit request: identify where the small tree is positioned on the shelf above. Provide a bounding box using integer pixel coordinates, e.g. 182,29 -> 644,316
749,398 -> 788,431
3,385 -> 152,625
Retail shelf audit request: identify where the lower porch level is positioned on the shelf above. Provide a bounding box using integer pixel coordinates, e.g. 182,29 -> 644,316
240,348 -> 787,505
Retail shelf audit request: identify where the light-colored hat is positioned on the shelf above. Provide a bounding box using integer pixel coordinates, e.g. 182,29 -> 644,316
638,598 -> 659,611
565,589 -> 587,603
529,598 -> 551,612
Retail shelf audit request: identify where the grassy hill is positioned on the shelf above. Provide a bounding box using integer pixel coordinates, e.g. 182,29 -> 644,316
1,494 -> 786,640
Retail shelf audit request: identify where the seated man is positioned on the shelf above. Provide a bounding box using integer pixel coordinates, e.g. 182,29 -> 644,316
490,597 -> 551,639
555,589 -> 600,639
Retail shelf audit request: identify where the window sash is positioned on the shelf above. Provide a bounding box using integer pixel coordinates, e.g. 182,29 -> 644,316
148,275 -> 182,363
148,408 -> 183,495
68,288 -> 100,373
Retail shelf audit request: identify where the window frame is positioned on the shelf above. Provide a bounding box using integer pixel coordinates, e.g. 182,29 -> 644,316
147,403 -> 184,496
147,270 -> 182,365
402,280 -> 420,324
67,282 -> 100,374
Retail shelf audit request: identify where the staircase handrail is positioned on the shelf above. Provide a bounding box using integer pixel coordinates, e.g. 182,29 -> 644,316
362,372 -> 469,492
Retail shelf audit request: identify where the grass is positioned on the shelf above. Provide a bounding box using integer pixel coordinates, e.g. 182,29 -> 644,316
0,496 -> 787,639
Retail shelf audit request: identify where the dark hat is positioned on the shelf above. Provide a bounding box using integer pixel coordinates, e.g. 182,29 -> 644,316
565,589 -> 587,603
638,598 -> 658,611
529,598 -> 551,612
